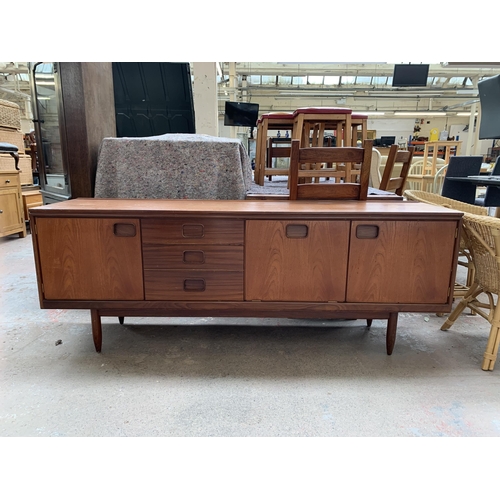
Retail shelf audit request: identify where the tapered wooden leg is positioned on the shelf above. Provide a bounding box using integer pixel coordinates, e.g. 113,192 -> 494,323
366,319 -> 373,327
386,312 -> 398,355
90,309 -> 102,353
118,316 -> 124,325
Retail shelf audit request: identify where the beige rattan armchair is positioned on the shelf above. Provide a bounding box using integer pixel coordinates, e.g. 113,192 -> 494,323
404,190 -> 487,298
440,213 -> 500,371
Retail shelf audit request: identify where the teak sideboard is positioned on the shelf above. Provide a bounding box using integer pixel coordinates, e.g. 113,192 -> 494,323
29,198 -> 462,354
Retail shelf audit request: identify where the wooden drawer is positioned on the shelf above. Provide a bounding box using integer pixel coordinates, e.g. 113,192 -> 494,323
0,171 -> 21,189
144,270 -> 243,301
143,244 -> 244,270
142,218 -> 244,245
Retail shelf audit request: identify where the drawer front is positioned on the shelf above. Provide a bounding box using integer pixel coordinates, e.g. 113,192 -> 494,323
144,270 -> 243,301
0,173 -> 21,189
142,218 -> 244,245
143,244 -> 244,270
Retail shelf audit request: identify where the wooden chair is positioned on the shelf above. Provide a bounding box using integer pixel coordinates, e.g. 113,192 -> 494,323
378,145 -> 415,195
440,212 -> 500,371
291,107 -> 354,181
289,139 -> 373,201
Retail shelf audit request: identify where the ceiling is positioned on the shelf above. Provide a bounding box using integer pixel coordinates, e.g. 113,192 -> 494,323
2,62 -> 499,121
218,62 -> 500,117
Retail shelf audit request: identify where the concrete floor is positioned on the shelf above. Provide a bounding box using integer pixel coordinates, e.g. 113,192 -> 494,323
1,229 -> 500,437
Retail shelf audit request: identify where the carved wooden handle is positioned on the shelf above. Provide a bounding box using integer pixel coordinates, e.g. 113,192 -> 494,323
286,224 -> 308,238
183,278 -> 206,292
113,223 -> 136,237
182,224 -> 204,238
183,250 -> 205,264
356,225 -> 379,239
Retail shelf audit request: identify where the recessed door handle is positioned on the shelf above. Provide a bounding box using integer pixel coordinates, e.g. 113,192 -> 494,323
184,278 -> 206,292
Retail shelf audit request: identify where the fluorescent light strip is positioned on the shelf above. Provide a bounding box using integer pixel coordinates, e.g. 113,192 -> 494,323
394,112 -> 446,116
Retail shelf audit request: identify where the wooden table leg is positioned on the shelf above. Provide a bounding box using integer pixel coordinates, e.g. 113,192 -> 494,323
90,309 -> 102,353
118,316 -> 124,325
386,312 -> 398,355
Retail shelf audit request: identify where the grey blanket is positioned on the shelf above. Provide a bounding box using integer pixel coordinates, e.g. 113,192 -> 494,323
94,133 -> 252,200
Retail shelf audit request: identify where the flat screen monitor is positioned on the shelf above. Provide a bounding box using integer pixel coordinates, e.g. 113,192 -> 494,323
392,64 -> 429,87
224,101 -> 259,127
478,75 -> 500,139
380,136 -> 396,146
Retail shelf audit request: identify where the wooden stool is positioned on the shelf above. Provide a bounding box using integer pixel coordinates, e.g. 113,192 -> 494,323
265,137 -> 292,181
350,113 -> 368,146
255,112 -> 294,186
345,113 -> 368,181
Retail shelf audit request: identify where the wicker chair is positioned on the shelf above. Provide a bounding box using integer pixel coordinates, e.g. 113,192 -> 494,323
404,190 -> 487,299
440,213 -> 500,371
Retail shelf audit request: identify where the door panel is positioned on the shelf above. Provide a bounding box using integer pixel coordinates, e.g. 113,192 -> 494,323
347,220 -> 457,303
36,218 -> 144,300
245,220 -> 350,302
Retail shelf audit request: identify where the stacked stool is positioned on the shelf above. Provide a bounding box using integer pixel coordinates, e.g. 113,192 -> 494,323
255,112 -> 294,185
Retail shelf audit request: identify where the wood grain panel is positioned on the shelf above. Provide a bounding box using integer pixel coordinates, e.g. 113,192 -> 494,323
144,270 -> 243,300
347,220 -> 458,303
36,218 -> 143,300
143,244 -> 243,270
0,187 -> 23,235
142,218 -> 244,245
245,220 -> 350,301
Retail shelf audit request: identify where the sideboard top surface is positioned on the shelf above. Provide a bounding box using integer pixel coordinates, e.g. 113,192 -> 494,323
29,198 -> 463,220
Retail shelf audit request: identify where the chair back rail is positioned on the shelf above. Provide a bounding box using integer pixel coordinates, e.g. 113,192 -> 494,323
289,139 -> 372,201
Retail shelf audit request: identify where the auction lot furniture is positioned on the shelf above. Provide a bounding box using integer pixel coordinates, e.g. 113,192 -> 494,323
95,134 -> 252,200
30,199 -> 461,355
441,212 -> 500,371
0,170 -> 26,238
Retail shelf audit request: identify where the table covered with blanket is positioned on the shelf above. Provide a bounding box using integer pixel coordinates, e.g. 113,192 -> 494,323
94,133 -> 252,200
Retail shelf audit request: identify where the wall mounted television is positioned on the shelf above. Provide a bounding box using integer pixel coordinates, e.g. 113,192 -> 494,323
392,64 -> 429,87
224,101 -> 259,127
478,74 -> 500,139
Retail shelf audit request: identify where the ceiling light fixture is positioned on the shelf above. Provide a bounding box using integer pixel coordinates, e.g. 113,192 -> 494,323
394,111 -> 446,116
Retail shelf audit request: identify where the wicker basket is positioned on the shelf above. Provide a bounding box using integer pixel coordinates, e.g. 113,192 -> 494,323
0,127 -> 25,152
0,99 -> 21,130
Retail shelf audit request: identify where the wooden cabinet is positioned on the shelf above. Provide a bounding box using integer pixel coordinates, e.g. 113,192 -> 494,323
30,62 -> 116,203
30,199 -> 462,354
0,171 -> 26,238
